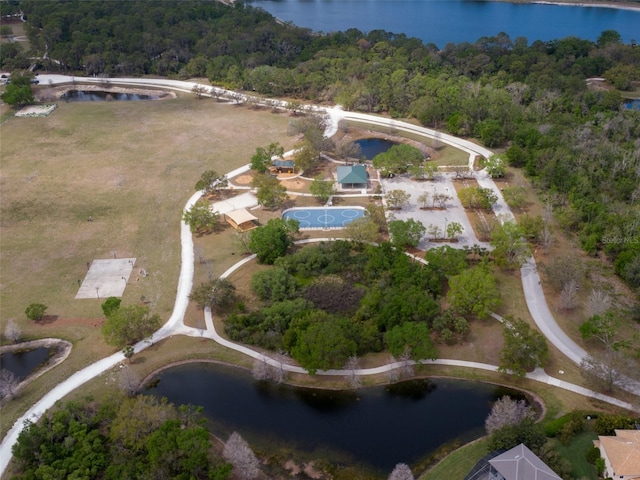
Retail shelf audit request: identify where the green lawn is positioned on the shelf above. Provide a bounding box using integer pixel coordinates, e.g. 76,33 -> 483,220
419,429 -> 599,480
550,431 -> 599,480
419,437 -> 489,480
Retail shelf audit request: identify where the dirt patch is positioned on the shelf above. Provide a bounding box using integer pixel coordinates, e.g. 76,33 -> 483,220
234,174 -> 253,185
280,179 -> 306,190
37,317 -> 105,328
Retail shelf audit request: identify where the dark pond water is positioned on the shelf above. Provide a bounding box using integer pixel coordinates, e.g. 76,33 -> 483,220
0,347 -> 51,381
624,99 -> 640,110
145,362 -> 528,474
248,0 -> 640,47
356,138 -> 399,160
60,90 -> 160,102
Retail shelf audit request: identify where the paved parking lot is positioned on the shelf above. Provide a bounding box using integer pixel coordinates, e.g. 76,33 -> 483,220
380,173 -> 491,251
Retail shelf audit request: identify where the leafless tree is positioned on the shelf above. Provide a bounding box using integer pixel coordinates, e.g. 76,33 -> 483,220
452,165 -> 473,179
191,84 -> 207,99
388,463 -> 415,480
233,231 -> 252,255
118,364 -> 140,397
557,279 -> 579,311
432,192 -> 451,209
194,245 -> 206,265
251,358 -> 270,381
386,355 -> 400,384
270,351 -> 288,384
0,369 -> 19,404
223,431 -> 261,479
246,96 -> 261,110
540,256 -> 584,293
4,319 -> 21,343
540,224 -> 554,254
399,348 -> 415,378
433,130 -> 442,150
344,356 -> 362,389
580,351 -> 639,393
335,140 -> 362,164
209,87 -> 221,101
585,288 -> 612,318
485,396 -> 534,434
252,354 -> 287,383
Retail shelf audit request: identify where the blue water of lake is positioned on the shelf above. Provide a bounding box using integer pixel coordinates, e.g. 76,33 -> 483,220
248,0 -> 640,47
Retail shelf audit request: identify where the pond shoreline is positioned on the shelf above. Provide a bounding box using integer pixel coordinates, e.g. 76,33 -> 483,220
141,357 -> 547,420
143,358 -> 546,477
35,84 -> 177,102
0,339 -> 72,393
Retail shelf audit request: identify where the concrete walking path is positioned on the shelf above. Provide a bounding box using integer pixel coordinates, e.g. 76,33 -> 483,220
1,76 -> 637,478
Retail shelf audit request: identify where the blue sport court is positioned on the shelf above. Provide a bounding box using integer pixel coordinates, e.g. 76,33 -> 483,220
282,207 -> 366,229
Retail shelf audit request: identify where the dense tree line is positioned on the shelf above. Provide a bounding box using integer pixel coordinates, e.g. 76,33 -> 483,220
11,396 -> 232,479
224,241 -> 507,373
13,0 -> 320,75
8,0 -> 639,288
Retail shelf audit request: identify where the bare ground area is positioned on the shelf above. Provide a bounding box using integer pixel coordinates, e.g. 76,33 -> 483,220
0,92 -> 295,436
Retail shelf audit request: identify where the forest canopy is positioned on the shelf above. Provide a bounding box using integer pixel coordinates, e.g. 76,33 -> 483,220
4,0 -> 640,287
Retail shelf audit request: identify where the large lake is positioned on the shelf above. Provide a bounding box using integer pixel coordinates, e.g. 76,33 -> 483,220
248,0 -> 640,47
146,362 -> 529,475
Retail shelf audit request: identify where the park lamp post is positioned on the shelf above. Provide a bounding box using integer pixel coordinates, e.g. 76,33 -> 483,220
444,217 -> 448,240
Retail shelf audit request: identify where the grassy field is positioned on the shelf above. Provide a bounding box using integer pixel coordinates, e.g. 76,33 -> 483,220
551,431 -> 599,480
0,93 -> 296,436
1,84 -> 636,478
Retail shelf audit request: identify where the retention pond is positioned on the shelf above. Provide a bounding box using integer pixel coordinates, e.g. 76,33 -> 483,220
145,362 -> 530,475
355,138 -> 399,160
0,347 -> 52,381
60,90 -> 161,102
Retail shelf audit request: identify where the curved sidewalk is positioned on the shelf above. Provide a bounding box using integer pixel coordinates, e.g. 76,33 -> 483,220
2,76 -> 637,478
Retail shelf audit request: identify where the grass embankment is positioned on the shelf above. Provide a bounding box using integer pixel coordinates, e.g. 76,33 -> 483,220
419,437 -> 490,480
551,431 -> 599,480
0,93 -> 295,437
343,118 -> 470,166
420,420 -> 600,480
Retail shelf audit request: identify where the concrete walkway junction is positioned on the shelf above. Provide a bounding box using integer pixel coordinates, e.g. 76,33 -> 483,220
0,75 -> 638,477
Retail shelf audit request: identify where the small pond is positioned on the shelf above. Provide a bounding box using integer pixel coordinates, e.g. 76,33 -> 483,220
623,99 -> 640,111
60,90 -> 161,102
0,347 -> 51,381
145,362 -> 529,475
355,138 -> 399,160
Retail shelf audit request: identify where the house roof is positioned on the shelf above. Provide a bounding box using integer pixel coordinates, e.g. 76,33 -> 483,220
337,165 -> 367,184
489,444 -> 562,480
598,430 -> 640,477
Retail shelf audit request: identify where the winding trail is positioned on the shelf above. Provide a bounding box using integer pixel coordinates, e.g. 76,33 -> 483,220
0,76 -> 637,477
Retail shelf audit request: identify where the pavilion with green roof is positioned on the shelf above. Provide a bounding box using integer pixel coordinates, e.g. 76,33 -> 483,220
337,165 -> 368,189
